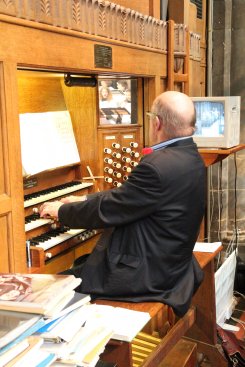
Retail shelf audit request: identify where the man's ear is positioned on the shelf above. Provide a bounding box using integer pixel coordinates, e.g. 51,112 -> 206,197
155,116 -> 162,131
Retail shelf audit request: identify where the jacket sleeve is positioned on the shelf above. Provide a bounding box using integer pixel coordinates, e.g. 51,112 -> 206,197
58,160 -> 164,229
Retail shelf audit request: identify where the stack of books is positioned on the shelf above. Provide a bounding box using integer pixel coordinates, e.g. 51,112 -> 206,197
0,273 -> 151,367
0,273 -> 95,366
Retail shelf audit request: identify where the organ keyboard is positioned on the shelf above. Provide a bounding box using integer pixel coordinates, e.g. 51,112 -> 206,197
29,228 -> 98,263
29,227 -> 97,251
24,181 -> 93,208
25,213 -> 52,232
24,178 -> 98,270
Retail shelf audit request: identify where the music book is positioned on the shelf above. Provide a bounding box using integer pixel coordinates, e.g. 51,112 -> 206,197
0,273 -> 81,315
19,110 -> 81,177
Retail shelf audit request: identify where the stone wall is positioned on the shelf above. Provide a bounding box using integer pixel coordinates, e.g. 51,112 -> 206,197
210,0 -> 245,260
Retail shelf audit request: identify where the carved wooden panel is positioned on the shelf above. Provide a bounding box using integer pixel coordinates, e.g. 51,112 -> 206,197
190,32 -> 201,61
0,0 -> 170,51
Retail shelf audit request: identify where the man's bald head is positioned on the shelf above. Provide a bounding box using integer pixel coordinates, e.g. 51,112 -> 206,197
150,91 -> 196,144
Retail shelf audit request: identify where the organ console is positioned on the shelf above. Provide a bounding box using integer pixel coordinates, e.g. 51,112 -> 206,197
24,175 -> 99,272
24,181 -> 92,209
16,70 -> 143,274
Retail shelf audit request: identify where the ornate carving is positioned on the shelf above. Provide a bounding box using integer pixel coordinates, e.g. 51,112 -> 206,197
0,0 -> 16,15
190,32 -> 201,60
153,20 -> 160,49
0,0 -> 200,55
40,0 -> 51,17
2,0 -> 14,7
138,15 -> 145,45
72,0 -> 81,25
98,2 -> 106,32
120,9 -> 127,38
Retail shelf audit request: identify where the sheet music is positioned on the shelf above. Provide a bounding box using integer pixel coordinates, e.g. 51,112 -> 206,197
19,111 -> 80,176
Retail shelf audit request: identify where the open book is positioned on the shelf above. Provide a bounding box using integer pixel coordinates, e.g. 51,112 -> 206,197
19,110 -> 81,177
0,273 -> 81,315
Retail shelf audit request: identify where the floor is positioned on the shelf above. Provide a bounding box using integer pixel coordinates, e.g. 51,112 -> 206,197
198,294 -> 245,366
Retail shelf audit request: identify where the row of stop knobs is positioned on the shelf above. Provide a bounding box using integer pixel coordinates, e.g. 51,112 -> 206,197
103,142 -> 141,187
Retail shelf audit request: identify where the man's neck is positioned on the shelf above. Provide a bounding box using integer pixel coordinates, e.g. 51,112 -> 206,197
152,136 -> 192,151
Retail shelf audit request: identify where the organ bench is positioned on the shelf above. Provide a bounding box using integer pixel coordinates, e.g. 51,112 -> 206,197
94,246 -> 228,367
29,244 -> 228,366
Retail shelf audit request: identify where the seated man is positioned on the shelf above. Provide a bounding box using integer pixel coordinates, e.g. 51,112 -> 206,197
39,91 -> 206,317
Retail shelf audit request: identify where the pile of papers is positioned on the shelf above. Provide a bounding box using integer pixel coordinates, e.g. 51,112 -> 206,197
0,273 -> 151,366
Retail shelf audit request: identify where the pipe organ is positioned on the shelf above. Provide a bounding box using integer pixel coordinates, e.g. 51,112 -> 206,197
0,0 -> 206,274
23,169 -> 99,272
17,70 -> 144,274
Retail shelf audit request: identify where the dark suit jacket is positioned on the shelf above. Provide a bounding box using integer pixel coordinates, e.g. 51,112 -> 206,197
58,137 -> 206,316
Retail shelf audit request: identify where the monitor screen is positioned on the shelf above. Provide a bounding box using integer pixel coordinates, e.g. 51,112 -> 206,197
191,96 -> 240,148
194,101 -> 225,138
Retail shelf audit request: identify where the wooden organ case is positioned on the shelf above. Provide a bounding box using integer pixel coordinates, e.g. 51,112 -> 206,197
0,0 -> 206,275
18,70 -> 103,274
18,71 -> 145,274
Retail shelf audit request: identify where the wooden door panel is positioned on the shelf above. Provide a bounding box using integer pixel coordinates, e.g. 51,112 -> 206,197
0,216 -> 10,272
0,62 -> 27,272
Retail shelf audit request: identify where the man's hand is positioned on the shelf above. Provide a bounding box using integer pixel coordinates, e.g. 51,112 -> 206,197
60,195 -> 87,204
39,201 -> 63,219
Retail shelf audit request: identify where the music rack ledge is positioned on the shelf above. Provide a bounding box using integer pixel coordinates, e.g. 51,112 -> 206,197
199,144 -> 245,167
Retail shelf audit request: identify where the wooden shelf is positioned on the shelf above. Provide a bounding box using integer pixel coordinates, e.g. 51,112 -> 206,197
199,144 -> 245,167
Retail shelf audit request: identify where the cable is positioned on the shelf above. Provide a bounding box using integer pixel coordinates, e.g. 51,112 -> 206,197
230,316 -> 245,330
209,165 -> 215,239
233,291 -> 245,299
233,153 -> 238,250
218,160 -> 223,241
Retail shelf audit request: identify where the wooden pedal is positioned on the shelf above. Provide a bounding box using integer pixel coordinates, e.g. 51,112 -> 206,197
131,332 -> 161,366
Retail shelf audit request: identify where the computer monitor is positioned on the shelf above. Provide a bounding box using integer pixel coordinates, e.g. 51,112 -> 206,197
191,96 -> 241,148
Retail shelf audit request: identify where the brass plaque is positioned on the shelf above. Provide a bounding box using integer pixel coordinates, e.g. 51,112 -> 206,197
23,178 -> 38,189
94,45 -> 112,69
